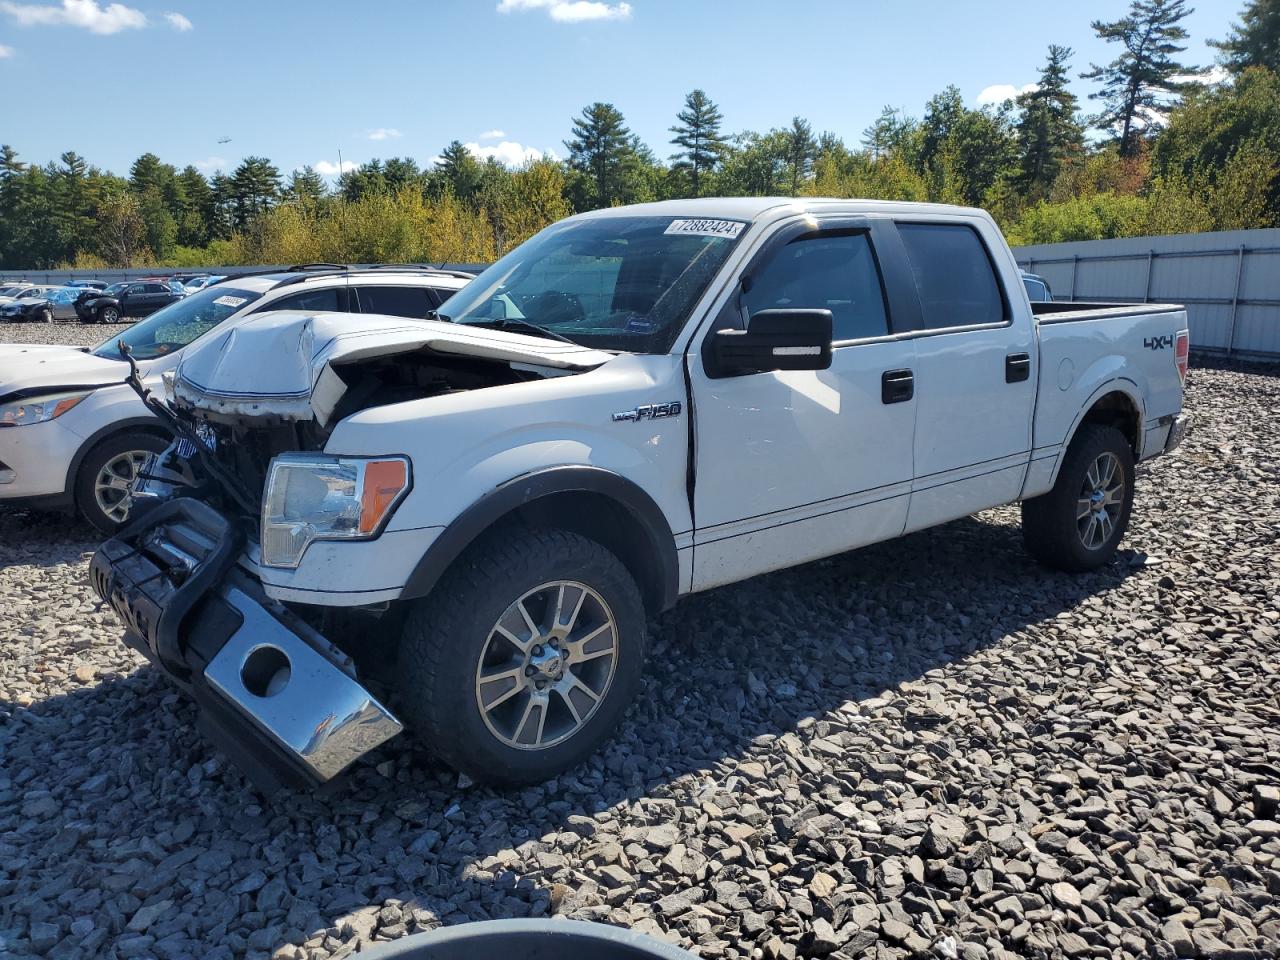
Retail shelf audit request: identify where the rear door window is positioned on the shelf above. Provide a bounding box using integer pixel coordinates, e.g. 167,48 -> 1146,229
262,288 -> 343,313
353,285 -> 432,320
897,223 -> 1007,330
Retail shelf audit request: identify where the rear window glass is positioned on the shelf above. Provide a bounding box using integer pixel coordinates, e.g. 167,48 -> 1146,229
897,223 -> 1006,330
355,285 -> 432,320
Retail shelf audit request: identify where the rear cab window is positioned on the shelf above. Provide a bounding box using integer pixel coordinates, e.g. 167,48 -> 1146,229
896,222 -> 1008,330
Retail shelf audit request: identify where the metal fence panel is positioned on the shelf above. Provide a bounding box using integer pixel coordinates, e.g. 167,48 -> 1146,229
1015,228 -> 1280,359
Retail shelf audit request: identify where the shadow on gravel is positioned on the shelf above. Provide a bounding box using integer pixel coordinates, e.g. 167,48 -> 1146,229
0,497 -> 1143,956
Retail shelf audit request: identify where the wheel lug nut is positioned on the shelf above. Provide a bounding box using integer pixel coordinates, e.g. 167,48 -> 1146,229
525,666 -> 536,676
532,645 -> 543,656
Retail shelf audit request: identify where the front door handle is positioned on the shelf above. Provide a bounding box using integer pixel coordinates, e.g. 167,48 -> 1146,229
1006,353 -> 1031,383
881,369 -> 914,404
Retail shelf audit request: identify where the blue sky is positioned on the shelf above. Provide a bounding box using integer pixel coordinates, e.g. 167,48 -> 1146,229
0,0 -> 1245,180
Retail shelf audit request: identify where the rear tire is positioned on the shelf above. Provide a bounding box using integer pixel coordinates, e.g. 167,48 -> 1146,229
1022,424 -> 1135,572
74,431 -> 171,534
397,526 -> 647,785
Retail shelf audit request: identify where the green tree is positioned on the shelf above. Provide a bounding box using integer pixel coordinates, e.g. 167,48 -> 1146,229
285,166 -> 327,204
669,89 -> 726,197
565,102 -> 635,209
95,188 -> 149,267
1211,0 -> 1280,73
1081,0 -> 1199,157
1016,45 -> 1086,196
229,156 -> 281,228
431,141 -> 485,203
716,130 -> 792,195
782,116 -> 818,195
176,165 -> 214,246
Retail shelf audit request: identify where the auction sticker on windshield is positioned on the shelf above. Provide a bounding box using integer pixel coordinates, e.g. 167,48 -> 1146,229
213,295 -> 248,308
664,218 -> 745,239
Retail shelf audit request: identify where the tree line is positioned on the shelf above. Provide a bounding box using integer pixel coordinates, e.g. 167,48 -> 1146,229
1,0 -> 1278,270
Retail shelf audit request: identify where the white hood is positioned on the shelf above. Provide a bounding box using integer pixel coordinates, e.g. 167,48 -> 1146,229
172,310 -> 614,425
0,343 -> 128,399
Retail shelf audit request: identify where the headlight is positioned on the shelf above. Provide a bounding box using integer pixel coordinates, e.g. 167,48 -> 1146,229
261,455 -> 410,568
0,391 -> 89,427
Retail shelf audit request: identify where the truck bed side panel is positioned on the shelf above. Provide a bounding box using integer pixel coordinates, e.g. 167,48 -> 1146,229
1026,305 -> 1188,499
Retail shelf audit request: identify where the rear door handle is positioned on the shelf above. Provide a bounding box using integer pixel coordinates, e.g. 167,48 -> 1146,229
1006,353 -> 1031,383
881,369 -> 914,404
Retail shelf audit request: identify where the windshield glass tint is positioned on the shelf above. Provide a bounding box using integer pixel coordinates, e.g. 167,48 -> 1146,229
442,215 -> 745,352
92,286 -> 263,360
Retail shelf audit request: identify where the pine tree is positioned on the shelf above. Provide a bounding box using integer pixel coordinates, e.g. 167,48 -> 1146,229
1017,45 -> 1086,195
176,165 -> 214,246
432,142 -> 484,202
783,116 -> 817,195
565,102 -> 634,209
229,156 -> 281,228
1081,0 -> 1198,157
285,166 -> 327,204
669,89 -> 726,197
1212,0 -> 1280,73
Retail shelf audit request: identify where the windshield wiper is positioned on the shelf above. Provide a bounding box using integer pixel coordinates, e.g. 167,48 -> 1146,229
466,318 -> 577,345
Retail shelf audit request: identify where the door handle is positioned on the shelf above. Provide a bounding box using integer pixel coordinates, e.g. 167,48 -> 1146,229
881,369 -> 914,404
1006,353 -> 1031,383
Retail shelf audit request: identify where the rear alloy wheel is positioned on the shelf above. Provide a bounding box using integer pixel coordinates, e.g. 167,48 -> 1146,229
74,432 -> 171,534
98,305 -> 120,324
1022,424 -> 1135,572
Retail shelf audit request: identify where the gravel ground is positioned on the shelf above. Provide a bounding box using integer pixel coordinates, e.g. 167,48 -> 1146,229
0,320 -> 133,349
1,326 -> 1278,960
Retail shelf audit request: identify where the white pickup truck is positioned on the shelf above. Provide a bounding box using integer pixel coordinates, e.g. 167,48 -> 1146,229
90,198 -> 1189,791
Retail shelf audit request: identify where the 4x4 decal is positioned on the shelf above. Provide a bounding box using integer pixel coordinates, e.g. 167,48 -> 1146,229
1144,334 -> 1174,350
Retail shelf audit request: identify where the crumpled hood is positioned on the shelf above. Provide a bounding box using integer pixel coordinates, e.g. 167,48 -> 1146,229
0,343 -> 126,401
172,310 -> 614,425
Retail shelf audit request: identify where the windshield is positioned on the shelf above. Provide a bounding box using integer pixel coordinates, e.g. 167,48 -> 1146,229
92,285 -> 263,360
442,215 -> 746,353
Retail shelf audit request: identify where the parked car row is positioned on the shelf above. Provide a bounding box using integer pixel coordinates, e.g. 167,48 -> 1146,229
0,274 -> 226,323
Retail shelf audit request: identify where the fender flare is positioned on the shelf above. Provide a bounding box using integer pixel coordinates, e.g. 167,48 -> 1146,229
1049,377 -> 1144,486
400,465 -> 680,612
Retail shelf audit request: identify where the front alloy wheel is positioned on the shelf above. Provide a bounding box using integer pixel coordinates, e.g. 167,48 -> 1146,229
398,527 -> 647,785
475,580 -> 619,750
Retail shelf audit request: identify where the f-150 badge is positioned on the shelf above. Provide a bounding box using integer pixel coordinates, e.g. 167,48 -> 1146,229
612,401 -> 682,423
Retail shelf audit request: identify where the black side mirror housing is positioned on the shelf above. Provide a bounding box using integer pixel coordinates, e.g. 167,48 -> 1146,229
707,308 -> 833,379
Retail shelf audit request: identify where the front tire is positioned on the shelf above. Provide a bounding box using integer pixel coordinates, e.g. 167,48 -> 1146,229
98,305 -> 121,324
74,432 -> 171,534
39,307 -> 53,324
398,527 -> 647,785
1022,424 -> 1135,572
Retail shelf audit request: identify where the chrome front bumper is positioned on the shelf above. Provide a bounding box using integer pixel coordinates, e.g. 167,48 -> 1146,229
1164,413 -> 1191,454
89,498 -> 402,791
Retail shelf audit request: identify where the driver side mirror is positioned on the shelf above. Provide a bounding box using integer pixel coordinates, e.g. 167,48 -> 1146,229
706,309 -> 833,379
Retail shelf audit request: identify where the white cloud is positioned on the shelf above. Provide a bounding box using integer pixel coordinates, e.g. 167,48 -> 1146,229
314,159 -> 357,177
976,82 -> 1037,106
1171,65 -> 1229,86
366,127 -> 402,141
0,0 -> 147,34
0,42 -> 13,55
163,11 -> 190,31
464,140 -> 545,166
478,129 -> 506,140
497,0 -> 631,23
192,156 -> 225,172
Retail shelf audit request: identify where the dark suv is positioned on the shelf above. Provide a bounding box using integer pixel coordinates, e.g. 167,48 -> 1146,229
76,280 -> 185,323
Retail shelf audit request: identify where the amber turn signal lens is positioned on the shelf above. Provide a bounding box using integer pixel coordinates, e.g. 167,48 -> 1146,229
359,459 -> 409,534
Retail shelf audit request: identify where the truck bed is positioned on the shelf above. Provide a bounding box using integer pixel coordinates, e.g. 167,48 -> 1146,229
1031,301 -> 1185,324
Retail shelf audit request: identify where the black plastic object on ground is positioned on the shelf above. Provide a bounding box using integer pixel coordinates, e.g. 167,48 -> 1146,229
356,920 -> 697,960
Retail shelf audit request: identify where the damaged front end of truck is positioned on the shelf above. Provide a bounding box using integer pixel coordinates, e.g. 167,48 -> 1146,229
88,310 -> 611,791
